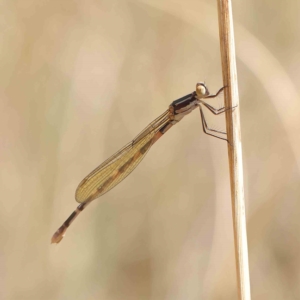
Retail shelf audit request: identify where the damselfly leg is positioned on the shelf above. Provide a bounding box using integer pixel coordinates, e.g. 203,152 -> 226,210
197,86 -> 235,142
199,106 -> 227,141
204,86 -> 225,99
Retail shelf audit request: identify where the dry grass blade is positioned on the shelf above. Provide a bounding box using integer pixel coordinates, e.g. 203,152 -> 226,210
217,0 -> 251,299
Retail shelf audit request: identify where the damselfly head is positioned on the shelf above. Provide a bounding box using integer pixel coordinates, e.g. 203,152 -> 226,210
196,82 -> 209,98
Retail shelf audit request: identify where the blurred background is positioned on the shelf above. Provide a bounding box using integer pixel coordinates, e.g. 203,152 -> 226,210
1,0 -> 300,299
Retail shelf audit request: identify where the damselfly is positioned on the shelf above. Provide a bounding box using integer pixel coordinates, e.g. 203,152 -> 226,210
51,82 -> 228,244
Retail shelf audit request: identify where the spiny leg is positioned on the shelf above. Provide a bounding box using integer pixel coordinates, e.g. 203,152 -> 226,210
199,106 -> 228,142
199,101 -> 237,115
200,106 -> 226,135
205,86 -> 226,99
201,85 -> 237,115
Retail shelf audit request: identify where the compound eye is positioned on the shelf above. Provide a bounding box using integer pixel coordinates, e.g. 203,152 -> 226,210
196,83 -> 207,97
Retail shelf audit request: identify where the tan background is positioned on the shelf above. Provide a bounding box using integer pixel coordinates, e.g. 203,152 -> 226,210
1,0 -> 300,299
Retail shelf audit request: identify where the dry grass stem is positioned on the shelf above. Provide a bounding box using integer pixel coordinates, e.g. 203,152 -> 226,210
217,0 -> 251,299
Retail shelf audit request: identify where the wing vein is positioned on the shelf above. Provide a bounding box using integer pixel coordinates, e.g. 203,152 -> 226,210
75,110 -> 170,203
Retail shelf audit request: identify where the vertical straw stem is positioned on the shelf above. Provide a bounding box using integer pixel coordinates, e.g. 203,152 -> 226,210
217,1 -> 251,299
